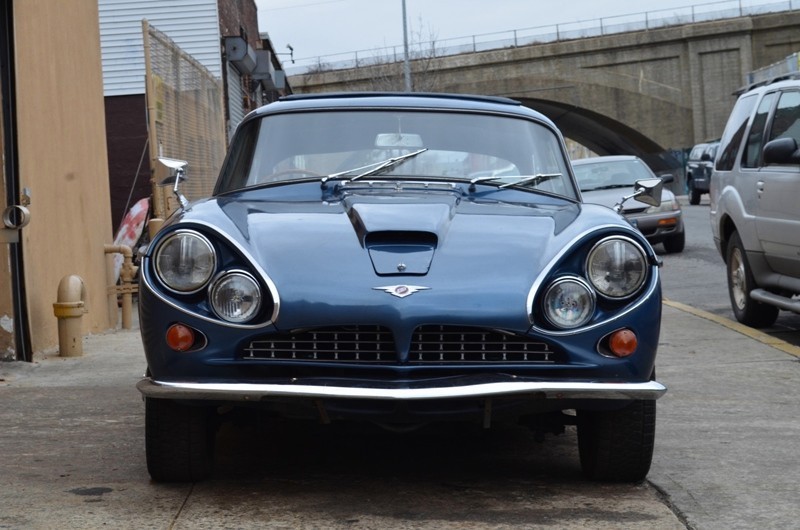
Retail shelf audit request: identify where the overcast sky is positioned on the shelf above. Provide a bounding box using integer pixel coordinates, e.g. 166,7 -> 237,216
254,0 -> 764,65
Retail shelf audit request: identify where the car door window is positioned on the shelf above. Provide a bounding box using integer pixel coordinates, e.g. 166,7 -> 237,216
767,90 -> 800,144
742,92 -> 777,168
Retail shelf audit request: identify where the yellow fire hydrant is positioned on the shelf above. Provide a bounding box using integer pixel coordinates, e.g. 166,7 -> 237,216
53,275 -> 87,357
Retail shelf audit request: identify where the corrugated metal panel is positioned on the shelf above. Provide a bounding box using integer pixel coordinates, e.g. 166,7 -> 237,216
227,62 -> 245,140
99,0 -> 222,97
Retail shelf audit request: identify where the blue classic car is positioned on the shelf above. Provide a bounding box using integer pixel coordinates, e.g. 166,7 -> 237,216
137,93 -> 666,483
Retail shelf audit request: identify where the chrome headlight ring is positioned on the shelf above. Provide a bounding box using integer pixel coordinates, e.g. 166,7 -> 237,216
209,270 -> 263,324
542,275 -> 596,329
153,229 -> 217,294
585,236 -> 648,300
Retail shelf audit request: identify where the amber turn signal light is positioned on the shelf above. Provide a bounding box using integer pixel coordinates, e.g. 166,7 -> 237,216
166,323 -> 196,352
608,329 -> 637,357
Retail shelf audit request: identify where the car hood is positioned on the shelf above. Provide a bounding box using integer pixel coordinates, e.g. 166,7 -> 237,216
168,186 -> 633,331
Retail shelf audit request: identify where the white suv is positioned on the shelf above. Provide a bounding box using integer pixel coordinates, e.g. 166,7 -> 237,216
710,78 -> 800,328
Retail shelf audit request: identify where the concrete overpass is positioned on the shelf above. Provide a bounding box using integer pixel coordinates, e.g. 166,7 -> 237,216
289,10 -> 800,174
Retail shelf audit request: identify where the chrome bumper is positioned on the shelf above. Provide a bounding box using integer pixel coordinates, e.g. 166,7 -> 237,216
137,378 -> 666,401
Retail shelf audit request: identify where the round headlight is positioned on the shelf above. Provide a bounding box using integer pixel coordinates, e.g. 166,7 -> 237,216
210,272 -> 262,323
543,277 -> 595,329
154,230 -> 216,293
586,237 -> 647,299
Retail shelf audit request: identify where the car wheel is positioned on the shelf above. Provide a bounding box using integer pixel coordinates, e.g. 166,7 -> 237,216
145,397 -> 215,482
662,229 -> 685,254
689,186 -> 701,205
577,400 -> 655,482
726,232 -> 779,328
687,178 -> 701,205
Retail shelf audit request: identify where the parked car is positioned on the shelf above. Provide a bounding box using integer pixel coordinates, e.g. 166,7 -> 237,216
137,93 -> 667,483
572,155 -> 685,253
685,141 -> 719,205
710,78 -> 800,328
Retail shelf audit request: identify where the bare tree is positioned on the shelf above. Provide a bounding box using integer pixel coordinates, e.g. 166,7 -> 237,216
312,17 -> 442,92
372,17 -> 441,92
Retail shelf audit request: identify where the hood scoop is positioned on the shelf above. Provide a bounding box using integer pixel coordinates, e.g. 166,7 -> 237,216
365,231 -> 437,275
345,198 -> 456,276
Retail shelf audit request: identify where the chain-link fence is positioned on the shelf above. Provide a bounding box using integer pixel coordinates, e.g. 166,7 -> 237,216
142,20 -> 226,218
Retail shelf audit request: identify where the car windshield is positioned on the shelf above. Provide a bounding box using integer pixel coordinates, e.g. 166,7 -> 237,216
216,109 -> 577,199
572,159 -> 654,192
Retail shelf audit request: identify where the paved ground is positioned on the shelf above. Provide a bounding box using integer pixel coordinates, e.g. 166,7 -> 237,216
0,302 -> 798,529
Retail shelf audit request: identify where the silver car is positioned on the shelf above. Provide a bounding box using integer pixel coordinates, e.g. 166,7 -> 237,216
709,78 -> 800,328
573,155 -> 685,253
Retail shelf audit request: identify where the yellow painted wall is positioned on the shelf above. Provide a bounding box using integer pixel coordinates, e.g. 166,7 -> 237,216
14,0 -> 113,351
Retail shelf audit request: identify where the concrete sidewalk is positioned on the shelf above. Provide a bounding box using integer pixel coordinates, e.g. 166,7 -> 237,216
0,304 -> 798,529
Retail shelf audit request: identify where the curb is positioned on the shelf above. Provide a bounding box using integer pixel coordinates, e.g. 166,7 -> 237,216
663,298 -> 800,359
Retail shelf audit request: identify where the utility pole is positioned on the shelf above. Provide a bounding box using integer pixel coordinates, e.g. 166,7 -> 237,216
402,0 -> 411,91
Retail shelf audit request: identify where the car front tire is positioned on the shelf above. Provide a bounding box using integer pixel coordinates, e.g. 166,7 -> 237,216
577,400 -> 655,482
726,232 -> 779,328
662,229 -> 685,254
145,397 -> 215,482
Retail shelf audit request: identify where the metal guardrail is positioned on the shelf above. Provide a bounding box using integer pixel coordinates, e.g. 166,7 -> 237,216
285,0 -> 800,75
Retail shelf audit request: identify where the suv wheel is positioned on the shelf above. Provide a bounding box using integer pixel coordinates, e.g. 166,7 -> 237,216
726,232 -> 779,328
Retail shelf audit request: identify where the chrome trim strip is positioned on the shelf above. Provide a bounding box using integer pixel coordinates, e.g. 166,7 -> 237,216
525,223 -> 643,320
137,378 -> 666,401
530,267 -> 660,337
525,224 -> 660,336
142,220 -> 281,329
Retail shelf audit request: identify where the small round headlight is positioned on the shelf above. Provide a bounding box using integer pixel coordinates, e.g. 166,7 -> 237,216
154,230 -> 216,293
543,277 -> 595,329
586,237 -> 647,299
210,271 -> 262,323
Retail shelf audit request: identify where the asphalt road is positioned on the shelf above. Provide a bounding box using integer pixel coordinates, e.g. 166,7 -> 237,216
0,196 -> 798,529
657,195 -> 800,346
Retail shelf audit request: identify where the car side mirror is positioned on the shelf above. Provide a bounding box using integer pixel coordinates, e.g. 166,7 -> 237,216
763,137 -> 800,165
633,178 -> 663,207
157,157 -> 190,210
613,178 -> 662,212
659,173 -> 674,183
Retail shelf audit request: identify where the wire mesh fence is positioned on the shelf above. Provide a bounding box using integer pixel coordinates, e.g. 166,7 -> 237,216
142,20 -> 226,218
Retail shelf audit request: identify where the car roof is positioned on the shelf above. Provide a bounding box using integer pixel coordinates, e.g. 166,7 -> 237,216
736,76 -> 800,96
571,155 -> 641,165
247,92 -> 556,127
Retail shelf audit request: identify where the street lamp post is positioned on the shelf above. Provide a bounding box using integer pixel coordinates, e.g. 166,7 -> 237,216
402,0 -> 411,91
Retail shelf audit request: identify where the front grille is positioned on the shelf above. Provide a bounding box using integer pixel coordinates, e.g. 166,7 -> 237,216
243,325 -> 556,364
243,326 -> 395,363
409,325 -> 555,363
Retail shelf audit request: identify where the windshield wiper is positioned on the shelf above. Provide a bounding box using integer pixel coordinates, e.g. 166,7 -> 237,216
498,173 -> 562,189
320,148 -> 428,184
582,183 -> 632,191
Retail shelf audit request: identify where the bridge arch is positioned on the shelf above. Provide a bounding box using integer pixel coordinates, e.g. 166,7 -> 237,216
518,97 -> 680,174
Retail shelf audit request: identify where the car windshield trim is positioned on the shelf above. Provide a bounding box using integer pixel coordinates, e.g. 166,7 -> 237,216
216,109 -> 579,201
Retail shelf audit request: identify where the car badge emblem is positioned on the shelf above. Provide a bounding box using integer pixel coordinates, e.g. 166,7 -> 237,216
373,285 -> 430,298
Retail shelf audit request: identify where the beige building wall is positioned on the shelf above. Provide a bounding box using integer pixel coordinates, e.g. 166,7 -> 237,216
14,0 -> 113,351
